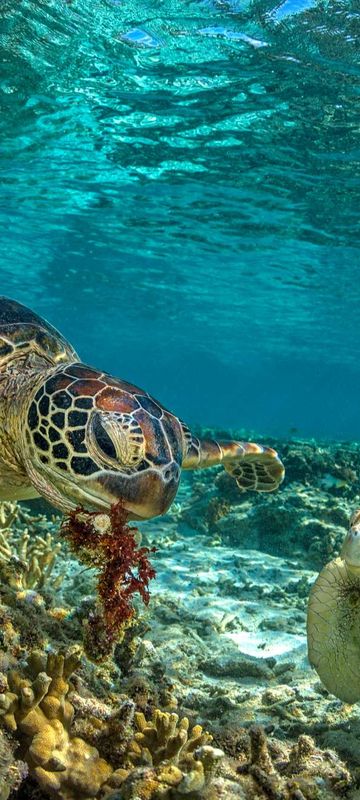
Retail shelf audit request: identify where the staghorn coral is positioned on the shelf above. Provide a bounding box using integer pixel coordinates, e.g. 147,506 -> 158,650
0,502 -> 19,532
0,501 -> 61,542
0,651 -> 223,800
0,529 -> 64,596
0,501 -> 65,599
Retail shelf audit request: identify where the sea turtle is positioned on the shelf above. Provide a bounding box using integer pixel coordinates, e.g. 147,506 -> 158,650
0,297 -> 285,520
307,510 -> 360,703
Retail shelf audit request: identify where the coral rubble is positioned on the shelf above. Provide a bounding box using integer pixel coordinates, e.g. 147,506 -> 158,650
234,724 -> 352,799
0,727 -> 27,800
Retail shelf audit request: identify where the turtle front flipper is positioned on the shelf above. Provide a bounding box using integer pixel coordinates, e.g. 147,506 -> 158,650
181,430 -> 284,492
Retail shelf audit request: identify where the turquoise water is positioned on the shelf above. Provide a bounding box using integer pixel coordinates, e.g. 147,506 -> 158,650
1,0 -> 360,438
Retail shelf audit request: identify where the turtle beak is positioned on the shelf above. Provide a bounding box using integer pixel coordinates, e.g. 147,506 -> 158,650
83,463 -> 181,520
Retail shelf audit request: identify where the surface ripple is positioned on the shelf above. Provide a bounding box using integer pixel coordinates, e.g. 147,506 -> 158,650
1,1 -> 360,435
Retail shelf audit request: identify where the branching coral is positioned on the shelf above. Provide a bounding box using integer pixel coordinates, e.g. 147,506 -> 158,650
0,501 -> 60,540
0,528 -> 64,595
0,651 -> 222,800
0,502 -> 19,533
105,710 -> 223,799
128,709 -> 212,767
0,501 -> 65,598
0,651 -> 115,799
61,502 -> 156,658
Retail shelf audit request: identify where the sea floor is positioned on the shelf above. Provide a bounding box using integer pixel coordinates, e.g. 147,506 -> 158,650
1,436 -> 360,799
135,507 -> 360,767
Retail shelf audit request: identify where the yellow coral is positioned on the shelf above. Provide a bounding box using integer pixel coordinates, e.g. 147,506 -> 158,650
128,710 -> 212,767
112,710 -> 223,797
0,652 -> 112,799
0,652 -> 223,800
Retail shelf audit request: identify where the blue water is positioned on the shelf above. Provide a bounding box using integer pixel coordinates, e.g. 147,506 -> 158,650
1,0 -> 360,439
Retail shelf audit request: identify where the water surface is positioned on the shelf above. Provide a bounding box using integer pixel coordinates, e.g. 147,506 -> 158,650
1,0 -> 359,437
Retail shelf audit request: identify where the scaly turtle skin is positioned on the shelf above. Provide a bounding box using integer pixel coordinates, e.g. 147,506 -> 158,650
307,510 -> 360,704
0,297 -> 285,519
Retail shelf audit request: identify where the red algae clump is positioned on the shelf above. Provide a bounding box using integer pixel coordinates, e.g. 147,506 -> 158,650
60,501 -> 156,657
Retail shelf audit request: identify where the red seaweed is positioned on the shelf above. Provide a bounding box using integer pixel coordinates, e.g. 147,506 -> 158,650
60,502 -> 156,653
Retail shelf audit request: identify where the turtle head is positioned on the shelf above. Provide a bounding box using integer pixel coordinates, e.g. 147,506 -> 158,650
341,510 -> 360,574
23,363 -> 183,519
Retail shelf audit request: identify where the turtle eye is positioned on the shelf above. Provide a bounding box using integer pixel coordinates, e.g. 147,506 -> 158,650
88,411 -> 145,470
91,414 -> 117,461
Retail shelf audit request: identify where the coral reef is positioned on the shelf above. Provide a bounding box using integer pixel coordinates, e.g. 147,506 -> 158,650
128,708 -> 212,766
0,651 -> 223,800
0,727 -> 27,800
0,436 -> 360,800
181,437 -> 360,567
106,710 -> 224,799
0,502 -> 64,600
0,529 -> 64,598
0,651 -> 116,799
0,501 -> 75,656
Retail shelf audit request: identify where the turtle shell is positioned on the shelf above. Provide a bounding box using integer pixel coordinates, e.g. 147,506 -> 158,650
0,297 -> 78,369
307,556 -> 360,703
